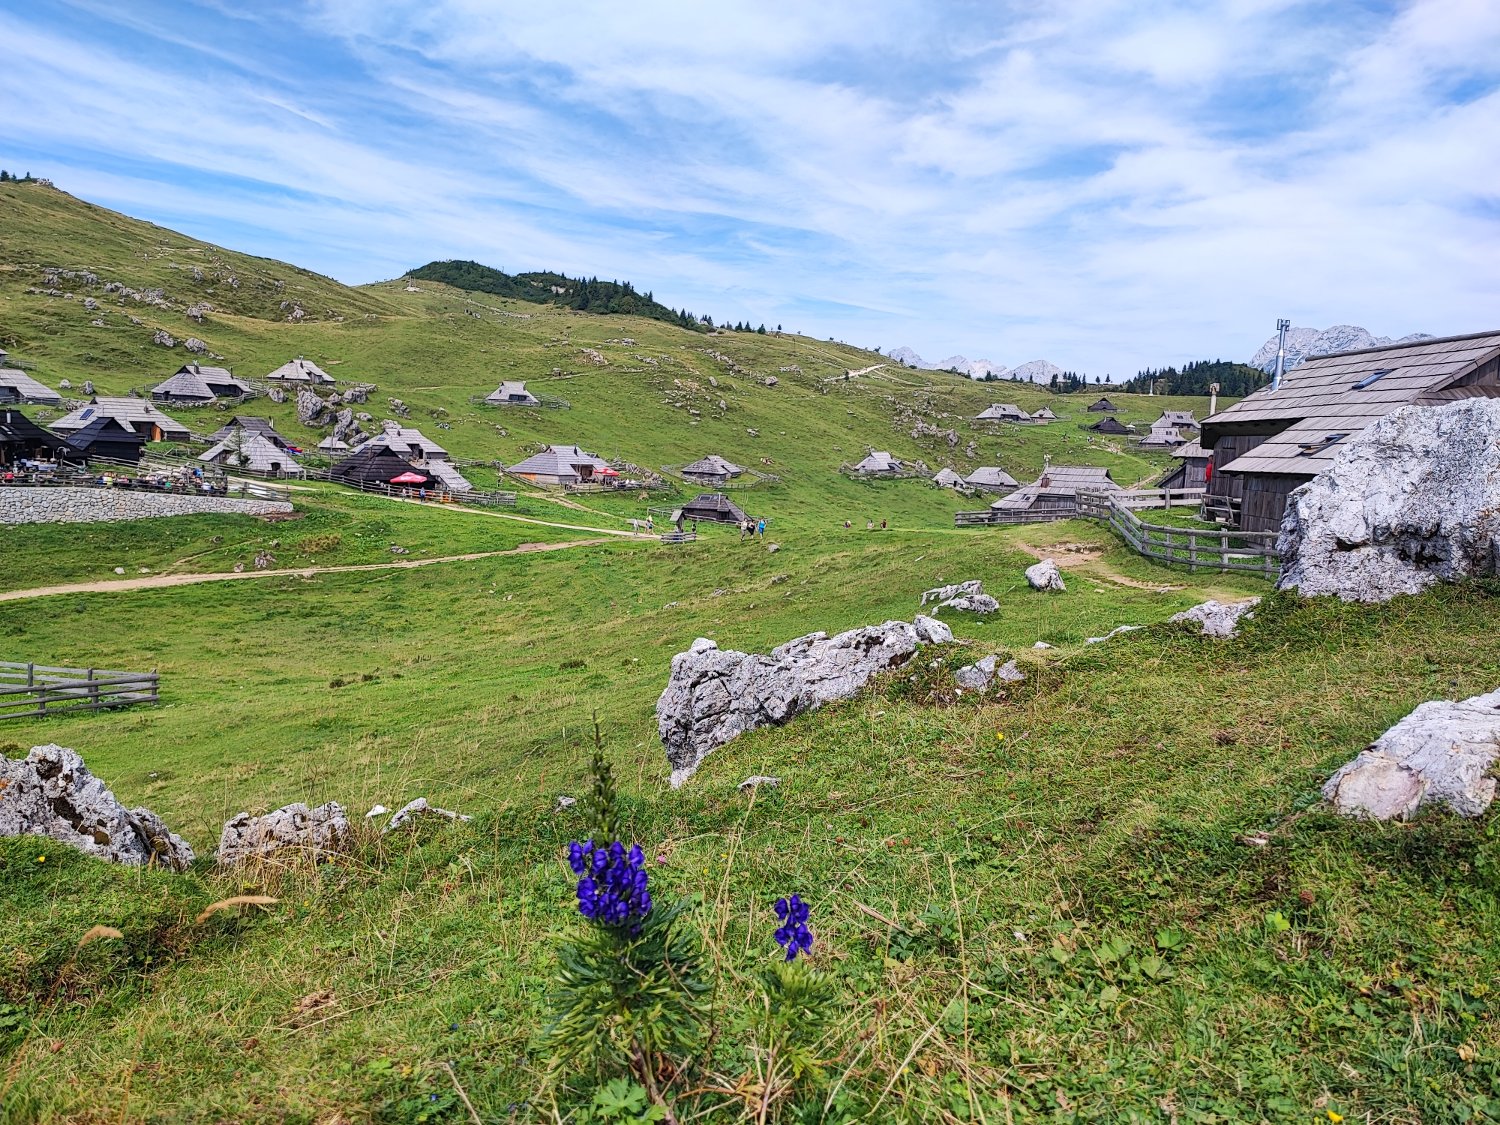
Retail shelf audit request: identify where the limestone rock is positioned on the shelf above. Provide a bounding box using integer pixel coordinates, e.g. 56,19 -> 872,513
268,387 -> 286,404
331,408 -> 359,445
296,388 -> 327,426
382,797 -> 470,834
920,580 -> 982,606
1025,560 -> 1065,592
186,302 -> 211,322
217,801 -> 350,866
938,593 -> 999,614
1033,641 -> 1054,649
1169,598 -> 1261,638
1323,688 -> 1500,819
0,745 -> 194,870
1086,625 -> 1143,644
183,337 -> 208,355
1278,400 -> 1500,602
152,328 -> 175,348
82,380 -> 95,396
658,616 -> 953,785
738,775 -> 781,792
954,655 -> 1025,691
580,348 -> 608,366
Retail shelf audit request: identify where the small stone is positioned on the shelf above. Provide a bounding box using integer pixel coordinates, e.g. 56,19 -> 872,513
382,797 -> 471,833
555,795 -> 577,810
1085,625 -> 1143,645
1169,598 -> 1261,638
1025,560 -> 1066,592
1032,641 -> 1054,649
738,775 -> 781,792
113,566 -> 125,575
365,805 -> 389,818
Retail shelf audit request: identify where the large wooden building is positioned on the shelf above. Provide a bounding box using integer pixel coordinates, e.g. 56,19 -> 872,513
1201,330 -> 1500,532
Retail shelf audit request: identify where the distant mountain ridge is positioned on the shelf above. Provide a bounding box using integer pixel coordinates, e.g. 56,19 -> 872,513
1248,324 -> 1433,373
888,346 -> 1063,383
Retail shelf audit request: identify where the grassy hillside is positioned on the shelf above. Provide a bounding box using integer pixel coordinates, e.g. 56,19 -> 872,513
5,186 -> 1493,1124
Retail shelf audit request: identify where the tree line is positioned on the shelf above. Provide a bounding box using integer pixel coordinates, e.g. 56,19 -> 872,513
1119,359 -> 1268,396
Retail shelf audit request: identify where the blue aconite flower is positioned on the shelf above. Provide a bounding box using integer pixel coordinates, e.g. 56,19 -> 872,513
774,894 -> 814,961
567,839 -> 652,930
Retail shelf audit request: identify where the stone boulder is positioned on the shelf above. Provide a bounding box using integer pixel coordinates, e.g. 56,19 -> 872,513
920,580 -> 982,606
657,616 -> 953,786
1278,399 -> 1500,602
0,745 -> 194,870
217,801 -> 350,866
1323,688 -> 1500,819
954,655 -> 1024,691
331,408 -> 360,445
382,798 -> 470,834
184,337 -> 208,355
1025,560 -> 1065,591
1169,598 -> 1260,638
152,328 -> 175,348
938,593 -> 999,614
82,380 -> 96,396
296,388 -> 327,426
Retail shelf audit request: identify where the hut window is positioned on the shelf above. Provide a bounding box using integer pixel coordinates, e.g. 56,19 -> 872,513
1297,432 -> 1348,455
1352,368 -> 1393,389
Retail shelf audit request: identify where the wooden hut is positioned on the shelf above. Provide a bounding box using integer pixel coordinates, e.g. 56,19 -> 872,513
150,363 -> 250,403
208,417 -> 290,449
363,423 -> 449,461
330,445 -> 430,489
1087,397 -> 1119,412
0,366 -> 61,405
991,466 -> 1119,519
508,444 -> 609,486
199,432 -> 303,476
1201,329 -> 1500,531
1139,419 -> 1187,447
853,451 -> 902,475
1087,416 -> 1131,435
0,409 -> 67,466
680,492 -> 748,524
932,467 -> 965,489
681,454 -> 744,486
63,417 -> 147,463
484,381 -> 541,407
963,466 -> 1019,492
1158,439 -> 1211,490
1030,406 -> 1058,421
50,397 -> 191,442
1157,409 -> 1199,432
975,403 -> 1029,422
265,357 -> 335,385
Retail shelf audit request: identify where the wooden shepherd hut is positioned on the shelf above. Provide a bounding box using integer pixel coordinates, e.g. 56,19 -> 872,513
199,432 -> 303,476
63,417 -> 147,463
0,409 -> 68,466
150,363 -> 250,403
1087,416 -> 1131,435
853,451 -> 902,475
1158,439 -> 1211,491
991,466 -> 1119,519
963,466 -> 1020,492
50,397 -> 191,442
265,357 -> 335,385
1200,329 -> 1500,531
680,492 -> 748,524
507,444 -> 610,487
484,381 -> 541,407
974,403 -> 1030,422
1087,397 -> 1119,412
0,366 -> 61,405
681,454 -> 744,486
330,444 -> 431,489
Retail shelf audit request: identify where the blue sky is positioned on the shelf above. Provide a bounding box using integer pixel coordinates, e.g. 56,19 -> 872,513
2,0 -> 1498,374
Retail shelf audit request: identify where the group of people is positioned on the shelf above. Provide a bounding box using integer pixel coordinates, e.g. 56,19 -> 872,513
843,518 -> 888,531
739,517 -> 767,541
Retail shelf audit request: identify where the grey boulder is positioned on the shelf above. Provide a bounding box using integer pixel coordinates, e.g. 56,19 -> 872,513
0,745 -> 194,870
1025,560 -> 1065,591
382,797 -> 470,833
658,615 -> 953,786
920,580 -> 983,606
1169,598 -> 1260,638
217,801 -> 350,866
1323,689 -> 1500,819
1279,399 -> 1500,602
955,655 -> 1024,691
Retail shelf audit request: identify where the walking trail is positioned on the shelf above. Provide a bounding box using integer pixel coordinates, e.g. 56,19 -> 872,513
0,538 -> 614,603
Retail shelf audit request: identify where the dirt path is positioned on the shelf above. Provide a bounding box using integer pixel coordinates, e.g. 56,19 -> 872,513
0,538 -> 614,603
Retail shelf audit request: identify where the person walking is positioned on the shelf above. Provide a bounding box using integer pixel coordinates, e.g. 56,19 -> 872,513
757,518 -> 765,539
880,518 -> 887,530
866,518 -> 873,531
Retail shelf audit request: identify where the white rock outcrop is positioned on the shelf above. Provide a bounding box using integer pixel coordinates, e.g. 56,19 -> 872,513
920,580 -> 982,606
658,616 -> 953,786
1025,560 -> 1066,591
955,655 -> 1025,691
1278,400 -> 1500,603
0,745 -> 194,870
920,580 -> 998,614
382,797 -> 470,833
217,801 -> 350,866
1169,598 -> 1261,638
1323,689 -> 1500,819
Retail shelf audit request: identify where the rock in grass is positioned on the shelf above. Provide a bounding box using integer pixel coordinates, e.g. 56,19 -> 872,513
955,655 -> 1025,691
920,580 -> 982,606
938,593 -> 999,614
1085,625 -> 1142,645
0,745 -> 194,870
382,798 -> 470,834
1169,598 -> 1260,638
658,616 -> 953,786
1278,399 -> 1500,603
217,801 -> 350,866
737,775 -> 781,792
1323,689 -> 1500,819
1025,560 -> 1065,592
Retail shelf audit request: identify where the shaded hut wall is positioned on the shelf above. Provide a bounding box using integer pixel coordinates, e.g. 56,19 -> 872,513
1234,472 -> 1315,533
1205,431 -> 1274,504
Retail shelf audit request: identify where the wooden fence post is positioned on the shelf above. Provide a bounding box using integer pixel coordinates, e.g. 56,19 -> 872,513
87,668 -> 98,710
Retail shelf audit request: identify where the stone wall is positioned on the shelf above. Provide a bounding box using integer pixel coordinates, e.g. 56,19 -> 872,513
0,486 -> 292,525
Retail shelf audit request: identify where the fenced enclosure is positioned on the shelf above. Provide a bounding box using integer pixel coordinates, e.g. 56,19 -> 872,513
1074,491 -> 1279,576
0,662 -> 159,721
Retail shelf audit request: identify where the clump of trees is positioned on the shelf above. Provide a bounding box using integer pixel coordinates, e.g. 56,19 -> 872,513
0,171 -> 40,182
1121,359 -> 1268,396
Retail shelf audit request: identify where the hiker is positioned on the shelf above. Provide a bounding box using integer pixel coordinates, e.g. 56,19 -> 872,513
646,515 -> 654,532
881,519 -> 887,530
844,520 -> 851,529
866,519 -> 873,531
739,519 -> 748,541
757,518 -> 765,539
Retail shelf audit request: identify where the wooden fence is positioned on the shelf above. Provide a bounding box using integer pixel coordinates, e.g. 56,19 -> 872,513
0,662 -> 159,721
1075,491 -> 1279,576
954,508 -> 1065,526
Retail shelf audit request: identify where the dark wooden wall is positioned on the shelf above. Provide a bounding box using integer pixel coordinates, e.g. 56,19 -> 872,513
1239,473 -> 1313,532
1206,433 -> 1267,502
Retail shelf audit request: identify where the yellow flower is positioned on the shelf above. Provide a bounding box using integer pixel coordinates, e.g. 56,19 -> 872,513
36,855 -> 46,864
1328,1113 -> 1344,1123
995,732 -> 1005,741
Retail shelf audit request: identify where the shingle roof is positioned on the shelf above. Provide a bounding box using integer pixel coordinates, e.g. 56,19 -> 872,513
208,416 -> 285,445
681,492 -> 748,522
0,368 -> 61,404
50,397 -> 191,438
1157,410 -> 1198,428
932,468 -> 965,487
484,380 -> 540,405
964,466 -> 1019,489
364,423 -> 448,459
64,416 -> 147,452
992,465 -> 1119,509
266,357 -> 334,383
1204,329 -> 1500,476
1173,439 -> 1209,460
199,432 -> 303,474
975,403 -> 1029,421
509,444 -> 609,477
682,454 -> 744,476
1088,416 -> 1131,433
152,364 -> 250,400
1030,406 -> 1058,419
854,451 -> 901,472
0,408 -> 66,451
424,459 -> 473,492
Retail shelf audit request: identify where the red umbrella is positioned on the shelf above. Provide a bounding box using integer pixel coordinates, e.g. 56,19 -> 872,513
389,471 -> 428,484
598,467 -> 620,477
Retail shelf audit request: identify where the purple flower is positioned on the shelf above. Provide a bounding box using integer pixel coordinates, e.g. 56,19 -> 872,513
567,838 -> 653,931
774,894 -> 814,961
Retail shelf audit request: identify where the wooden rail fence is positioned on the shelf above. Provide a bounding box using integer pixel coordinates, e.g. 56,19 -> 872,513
1074,491 -> 1279,577
0,662 -> 159,721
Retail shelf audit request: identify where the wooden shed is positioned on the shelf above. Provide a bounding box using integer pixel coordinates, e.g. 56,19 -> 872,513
680,492 -> 748,524
0,366 -> 61,405
330,444 -> 430,489
265,357 -> 335,385
963,466 -> 1020,492
508,444 -> 609,486
50,398 -> 191,442
151,364 -> 250,403
681,454 -> 744,485
63,417 -> 147,463
992,465 -> 1119,518
975,403 -> 1029,422
199,432 -> 303,476
1088,416 -> 1131,435
1158,439 -> 1211,490
0,409 -> 67,466
485,381 -> 541,407
1087,397 -> 1119,412
1201,329 -> 1500,531
853,451 -> 902,474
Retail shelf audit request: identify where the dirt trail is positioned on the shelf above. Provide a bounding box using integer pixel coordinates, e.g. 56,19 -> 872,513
0,538 -> 613,603
1016,540 -> 1188,592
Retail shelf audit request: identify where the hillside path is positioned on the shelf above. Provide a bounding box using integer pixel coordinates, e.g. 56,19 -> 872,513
0,538 -> 614,603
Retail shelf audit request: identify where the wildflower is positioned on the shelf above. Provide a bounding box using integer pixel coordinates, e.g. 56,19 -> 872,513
995,732 -> 1005,741
774,894 -> 814,961
1327,1114 -> 1343,1124
36,855 -> 45,864
567,839 -> 652,930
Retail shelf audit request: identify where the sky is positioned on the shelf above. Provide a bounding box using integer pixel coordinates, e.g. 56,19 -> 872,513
1,0 -> 1498,376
